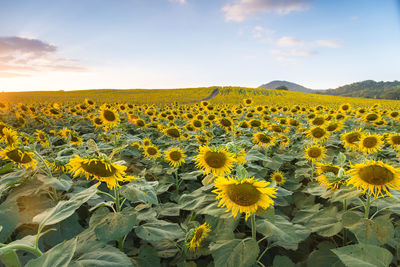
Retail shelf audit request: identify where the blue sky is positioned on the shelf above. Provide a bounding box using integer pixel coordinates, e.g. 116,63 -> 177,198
0,0 -> 399,91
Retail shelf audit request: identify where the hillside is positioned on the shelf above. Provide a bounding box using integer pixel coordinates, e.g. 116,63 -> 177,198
258,80 -> 313,93
317,80 -> 400,100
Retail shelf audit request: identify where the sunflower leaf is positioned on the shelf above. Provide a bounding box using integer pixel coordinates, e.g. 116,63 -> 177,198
210,238 -> 259,267
331,244 -> 392,267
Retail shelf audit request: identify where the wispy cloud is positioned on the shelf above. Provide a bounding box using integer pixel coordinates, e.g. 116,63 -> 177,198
277,36 -> 304,47
0,36 -> 86,78
222,0 -> 310,22
315,39 -> 343,48
169,0 -> 186,4
252,26 -> 275,42
271,48 -> 317,62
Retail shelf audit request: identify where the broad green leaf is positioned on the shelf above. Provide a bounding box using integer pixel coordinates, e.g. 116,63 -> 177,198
135,220 -> 184,242
89,207 -> 136,242
245,150 -> 271,162
38,174 -> 73,192
120,179 -> 158,205
332,244 -> 392,267
132,245 -> 160,267
348,216 -> 394,246
0,203 -> 19,243
0,250 -> 21,267
321,188 -> 362,202
0,163 -> 13,175
25,238 -> 77,267
307,242 -> 344,267
33,184 -> 97,226
306,206 -> 343,237
273,255 -> 295,267
341,211 -> 362,228
210,238 -> 259,267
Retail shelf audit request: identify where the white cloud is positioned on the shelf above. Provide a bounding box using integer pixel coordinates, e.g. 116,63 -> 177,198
315,39 -> 343,48
271,48 -> 317,62
277,36 -> 304,47
252,26 -> 275,42
0,36 -> 86,78
169,0 -> 186,4
222,0 -> 310,22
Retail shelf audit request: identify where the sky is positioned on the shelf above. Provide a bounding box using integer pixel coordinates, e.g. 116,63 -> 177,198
0,0 -> 400,92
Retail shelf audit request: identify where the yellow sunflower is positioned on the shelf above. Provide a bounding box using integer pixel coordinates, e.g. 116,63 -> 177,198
164,148 -> 186,167
306,126 -> 329,142
252,132 -> 275,148
142,137 -> 152,147
163,126 -> 182,139
35,129 -> 50,147
0,147 -> 37,169
341,129 -> 363,150
68,155 -> 130,189
187,222 -> 211,252
271,171 -> 286,186
99,104 -> 120,127
143,145 -> 161,159
362,112 -> 380,123
325,121 -> 344,133
193,146 -> 236,176
304,144 -> 326,162
131,141 -> 142,150
217,117 -> 234,131
1,127 -> 20,147
212,176 -> 277,220
315,163 -> 343,190
359,133 -> 383,154
386,133 -> 400,150
243,98 -> 253,106
234,149 -> 247,165
347,161 -> 400,197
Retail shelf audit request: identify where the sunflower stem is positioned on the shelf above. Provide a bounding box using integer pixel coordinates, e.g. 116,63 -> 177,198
311,161 -> 314,180
343,200 -> 347,246
33,150 -> 53,178
97,190 -> 116,201
0,244 -> 43,258
251,214 -> 256,240
364,194 -> 371,219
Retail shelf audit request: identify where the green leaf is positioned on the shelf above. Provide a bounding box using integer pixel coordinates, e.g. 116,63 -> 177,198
273,255 -> 295,267
0,250 -> 21,267
307,242 -> 344,267
210,238 -> 259,267
245,150 -> 271,162
0,204 -> 19,243
25,238 -> 77,267
0,163 -> 13,175
132,245 -> 160,267
135,220 -> 184,242
341,211 -> 362,228
89,207 -> 136,242
37,174 -> 73,192
348,216 -> 394,246
321,188 -> 362,202
332,244 -> 393,267
120,179 -> 158,205
306,206 -> 343,237
33,184 -> 97,227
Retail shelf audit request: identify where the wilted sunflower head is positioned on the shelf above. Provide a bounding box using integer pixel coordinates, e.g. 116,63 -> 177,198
164,148 -> 186,167
187,222 -> 211,252
212,176 -> 277,220
347,161 -> 400,197
0,147 -> 37,169
304,145 -> 326,162
252,132 -> 275,148
193,146 -> 236,176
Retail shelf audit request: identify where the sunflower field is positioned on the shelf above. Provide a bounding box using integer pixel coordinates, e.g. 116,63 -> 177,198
1,87 -> 400,266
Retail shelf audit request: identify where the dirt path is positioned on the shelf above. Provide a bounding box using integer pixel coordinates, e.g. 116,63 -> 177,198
183,88 -> 219,104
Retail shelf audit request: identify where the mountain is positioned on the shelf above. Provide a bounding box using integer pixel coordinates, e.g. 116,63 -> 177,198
316,80 -> 400,100
258,80 -> 313,93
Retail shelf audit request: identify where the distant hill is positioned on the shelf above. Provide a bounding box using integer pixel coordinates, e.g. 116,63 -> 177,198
258,80 -> 314,93
316,80 -> 400,100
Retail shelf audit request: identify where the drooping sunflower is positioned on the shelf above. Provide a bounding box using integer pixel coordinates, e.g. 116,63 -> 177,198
35,130 -> 50,147
164,148 -> 186,167
212,176 -> 277,220
1,127 -> 20,147
68,155 -> 130,189
217,117 -> 234,131
193,146 -> 236,176
99,104 -> 120,127
304,144 -> 326,162
277,134 -> 290,149
341,129 -> 363,150
46,159 -> 68,173
306,126 -> 329,142
386,133 -> 400,150
187,222 -> 211,252
0,147 -> 37,169
271,171 -> 286,186
315,163 -> 343,190
359,133 -> 383,154
143,145 -> 161,159
252,132 -> 275,148
347,161 -> 400,197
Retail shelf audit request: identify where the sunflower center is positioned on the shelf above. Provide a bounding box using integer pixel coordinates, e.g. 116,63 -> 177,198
166,128 -> 180,138
169,151 -> 182,161
358,165 -> 394,185
346,132 -> 361,144
271,125 -> 282,132
363,137 -> 378,148
311,127 -> 325,138
147,147 -> 158,155
391,136 -> 400,145
193,120 -> 202,128
6,149 -> 33,163
103,110 -> 116,121
313,117 -> 325,125
204,151 -> 227,168
226,182 -> 261,206
250,120 -> 261,127
193,227 -> 204,241
273,175 -> 282,182
308,148 -> 322,158
94,118 -> 102,125
366,113 -> 378,121
81,160 -> 117,177
220,118 -> 232,127
321,165 -> 339,175
257,134 -> 271,144
327,123 -> 338,131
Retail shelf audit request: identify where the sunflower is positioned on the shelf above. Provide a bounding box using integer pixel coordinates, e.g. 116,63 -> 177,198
309,116 -> 326,126
252,132 -> 275,148
359,133 -> 383,154
362,112 -> 380,123
0,147 -> 37,169
193,146 -> 236,176
277,134 -> 290,149
339,103 -> 351,113
243,98 -> 253,106
212,176 -> 277,220
46,159 -> 68,173
325,121 -> 344,133
217,117 -> 234,131
164,148 -> 186,167
341,129 -> 363,150
237,120 -> 250,129
99,104 -> 120,127
271,171 -> 286,186
234,149 -> 247,165
35,130 -> 50,147
84,98 -> 95,107
347,161 -> 400,197
1,127 -> 20,147
304,144 -> 326,162
191,119 -> 203,129
68,155 -> 130,189
142,137 -> 152,147
386,133 -> 400,150
195,135 -> 209,146
163,126 -> 182,139
249,119 -> 262,129
92,117 -> 104,128
315,163 -> 343,190
143,145 -> 161,159
187,222 -> 211,252
131,141 -> 142,150
306,126 -> 329,142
